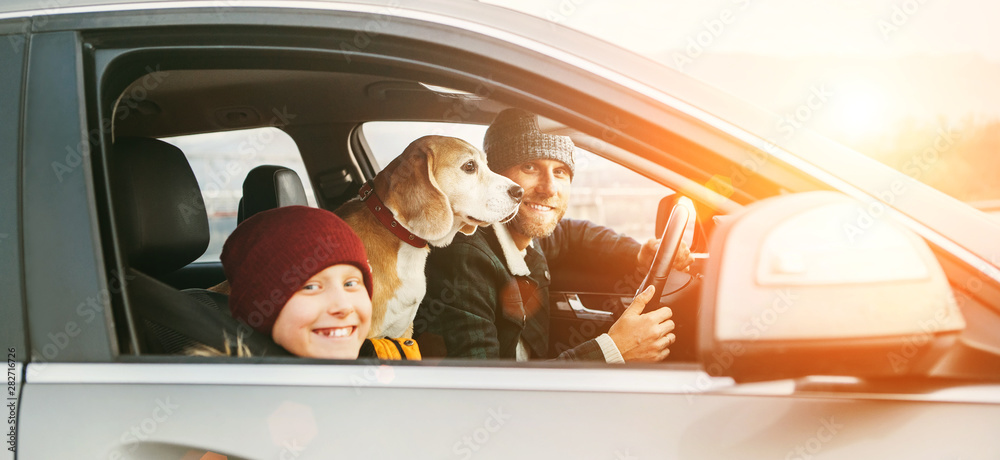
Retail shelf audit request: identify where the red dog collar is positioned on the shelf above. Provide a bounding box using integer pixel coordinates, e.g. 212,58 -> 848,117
359,181 -> 428,249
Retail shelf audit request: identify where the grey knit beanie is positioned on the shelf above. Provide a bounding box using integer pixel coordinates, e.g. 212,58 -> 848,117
483,108 -> 575,178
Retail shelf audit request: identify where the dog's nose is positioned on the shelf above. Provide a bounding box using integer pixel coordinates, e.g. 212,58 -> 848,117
508,185 -> 524,202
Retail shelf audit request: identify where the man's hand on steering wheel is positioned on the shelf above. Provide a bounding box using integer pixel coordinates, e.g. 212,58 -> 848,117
638,239 -> 693,273
609,197 -> 696,361
608,286 -> 676,362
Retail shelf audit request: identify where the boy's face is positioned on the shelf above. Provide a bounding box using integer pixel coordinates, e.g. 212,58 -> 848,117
272,264 -> 372,359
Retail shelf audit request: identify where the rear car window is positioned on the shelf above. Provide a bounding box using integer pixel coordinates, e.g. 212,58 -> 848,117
160,127 -> 315,262
362,121 -> 488,170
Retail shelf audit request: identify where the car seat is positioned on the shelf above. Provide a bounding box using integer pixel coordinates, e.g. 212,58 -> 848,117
109,137 -> 291,356
169,164 -> 310,349
237,165 -> 309,223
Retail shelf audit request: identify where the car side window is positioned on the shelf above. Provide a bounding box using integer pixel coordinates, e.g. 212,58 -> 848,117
160,127 -> 315,262
568,150 -> 667,242
361,121 -> 669,241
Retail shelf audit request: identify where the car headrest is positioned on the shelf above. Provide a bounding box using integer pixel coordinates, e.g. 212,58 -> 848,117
111,137 -> 209,276
237,165 -> 308,224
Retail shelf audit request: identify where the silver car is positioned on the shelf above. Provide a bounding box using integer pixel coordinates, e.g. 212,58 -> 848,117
3,1 -> 999,459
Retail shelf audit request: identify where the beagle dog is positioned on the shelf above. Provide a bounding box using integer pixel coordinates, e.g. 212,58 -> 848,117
337,135 -> 523,339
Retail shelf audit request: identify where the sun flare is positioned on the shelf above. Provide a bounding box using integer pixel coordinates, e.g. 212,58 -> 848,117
830,78 -> 892,141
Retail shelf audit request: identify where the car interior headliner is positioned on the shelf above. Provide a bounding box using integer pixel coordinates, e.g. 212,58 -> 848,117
114,68 -> 505,139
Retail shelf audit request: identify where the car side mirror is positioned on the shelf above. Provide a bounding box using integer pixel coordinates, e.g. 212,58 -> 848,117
698,191 -> 965,382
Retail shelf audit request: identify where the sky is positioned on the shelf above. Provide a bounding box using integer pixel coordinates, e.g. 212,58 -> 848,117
484,0 -> 1000,143
484,0 -> 1000,59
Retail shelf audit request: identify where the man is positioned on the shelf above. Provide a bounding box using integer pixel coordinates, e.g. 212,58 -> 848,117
413,108 -> 689,362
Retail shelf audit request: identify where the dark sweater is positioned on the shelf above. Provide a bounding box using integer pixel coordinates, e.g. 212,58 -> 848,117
414,219 -> 640,360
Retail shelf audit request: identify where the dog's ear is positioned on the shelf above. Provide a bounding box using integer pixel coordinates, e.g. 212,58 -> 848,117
459,223 -> 478,236
381,140 -> 454,241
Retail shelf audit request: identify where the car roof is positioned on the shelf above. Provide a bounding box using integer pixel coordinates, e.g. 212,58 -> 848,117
0,0 -> 732,134
0,0 -> 172,14
0,0 -> 431,15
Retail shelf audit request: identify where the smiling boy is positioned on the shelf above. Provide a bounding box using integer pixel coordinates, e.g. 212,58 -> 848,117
222,205 -> 417,360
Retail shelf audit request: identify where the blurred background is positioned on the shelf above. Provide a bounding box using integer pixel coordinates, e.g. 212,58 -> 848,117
486,0 -> 1000,207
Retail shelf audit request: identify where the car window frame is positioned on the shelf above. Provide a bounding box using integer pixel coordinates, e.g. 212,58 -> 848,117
83,24 -> 723,370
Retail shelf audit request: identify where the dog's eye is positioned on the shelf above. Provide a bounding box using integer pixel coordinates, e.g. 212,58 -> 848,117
462,160 -> 477,174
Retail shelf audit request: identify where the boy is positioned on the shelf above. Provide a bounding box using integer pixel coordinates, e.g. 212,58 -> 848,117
198,205 -> 419,360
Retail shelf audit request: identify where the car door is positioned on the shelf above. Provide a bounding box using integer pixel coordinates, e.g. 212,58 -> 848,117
11,2 -> 1000,459
1,23 -> 27,460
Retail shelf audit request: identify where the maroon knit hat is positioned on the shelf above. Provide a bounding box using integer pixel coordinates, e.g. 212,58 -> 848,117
221,205 -> 373,336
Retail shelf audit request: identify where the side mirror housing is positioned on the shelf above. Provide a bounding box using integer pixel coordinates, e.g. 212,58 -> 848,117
698,192 -> 964,381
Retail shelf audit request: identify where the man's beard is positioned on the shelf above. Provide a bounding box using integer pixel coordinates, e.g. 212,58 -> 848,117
507,195 -> 568,239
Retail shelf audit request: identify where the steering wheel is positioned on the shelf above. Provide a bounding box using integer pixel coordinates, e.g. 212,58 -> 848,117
635,196 -> 697,312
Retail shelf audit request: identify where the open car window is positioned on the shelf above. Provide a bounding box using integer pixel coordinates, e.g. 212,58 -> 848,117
361,121 -> 670,241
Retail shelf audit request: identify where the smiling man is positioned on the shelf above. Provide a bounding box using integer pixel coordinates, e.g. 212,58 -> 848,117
414,108 -> 687,362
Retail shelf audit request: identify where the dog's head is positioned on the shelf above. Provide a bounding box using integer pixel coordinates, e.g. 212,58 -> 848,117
377,135 -> 522,245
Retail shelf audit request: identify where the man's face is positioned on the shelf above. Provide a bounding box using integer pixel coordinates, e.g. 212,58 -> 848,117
500,159 -> 572,238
